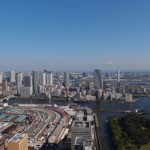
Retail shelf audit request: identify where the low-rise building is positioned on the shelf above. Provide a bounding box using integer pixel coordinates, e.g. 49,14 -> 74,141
0,141 -> 5,150
71,109 -> 95,150
125,94 -> 133,102
8,133 -> 28,150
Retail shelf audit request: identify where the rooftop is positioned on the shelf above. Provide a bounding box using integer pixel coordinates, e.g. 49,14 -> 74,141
8,133 -> 27,143
73,121 -> 90,128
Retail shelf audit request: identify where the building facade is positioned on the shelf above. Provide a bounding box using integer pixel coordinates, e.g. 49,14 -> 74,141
16,72 -> 23,95
94,69 -> 103,89
23,74 -> 32,87
33,71 -> 40,94
8,134 -> 28,150
10,70 -> 16,83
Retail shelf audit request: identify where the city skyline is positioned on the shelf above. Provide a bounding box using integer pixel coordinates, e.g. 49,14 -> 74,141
0,0 -> 150,71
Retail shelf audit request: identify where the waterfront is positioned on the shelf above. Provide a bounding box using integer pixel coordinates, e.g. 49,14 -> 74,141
76,97 -> 150,150
9,97 -> 150,150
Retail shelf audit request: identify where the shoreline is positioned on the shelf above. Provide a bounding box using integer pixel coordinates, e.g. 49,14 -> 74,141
9,97 -> 139,104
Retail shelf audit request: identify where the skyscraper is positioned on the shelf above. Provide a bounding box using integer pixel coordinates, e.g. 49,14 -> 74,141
39,73 -> 46,86
116,70 -> 120,93
16,72 -> 23,94
23,74 -> 32,87
2,79 -> 8,91
117,70 -> 120,83
10,70 -> 16,83
46,72 -> 53,86
21,74 -> 32,97
94,69 -> 103,89
64,72 -> 70,87
33,71 -> 40,94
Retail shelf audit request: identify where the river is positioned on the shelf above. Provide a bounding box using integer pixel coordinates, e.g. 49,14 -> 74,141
8,96 -> 150,150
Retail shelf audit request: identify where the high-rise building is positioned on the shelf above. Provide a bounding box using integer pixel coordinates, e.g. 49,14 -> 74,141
8,133 -> 28,150
64,72 -> 70,87
39,73 -> 46,86
46,72 -> 53,85
20,87 -> 32,97
10,70 -> 16,83
38,85 -> 45,94
82,72 -> 89,78
33,71 -> 40,94
23,74 -> 32,87
116,70 -> 120,93
16,72 -> 23,95
21,74 -> 33,97
117,70 -> 120,83
2,79 -> 8,91
94,69 -> 103,89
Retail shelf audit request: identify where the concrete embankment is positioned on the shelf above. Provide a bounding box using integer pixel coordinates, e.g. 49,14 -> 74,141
93,113 -> 103,150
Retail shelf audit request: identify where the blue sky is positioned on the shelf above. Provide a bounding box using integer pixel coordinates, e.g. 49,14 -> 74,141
0,0 -> 150,71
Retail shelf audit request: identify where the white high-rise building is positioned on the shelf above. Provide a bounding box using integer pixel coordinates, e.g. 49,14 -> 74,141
117,70 -> 120,83
38,85 -> 45,94
17,72 -> 23,94
46,72 -> 53,85
39,73 -> 46,86
10,70 -> 16,83
94,69 -> 103,89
